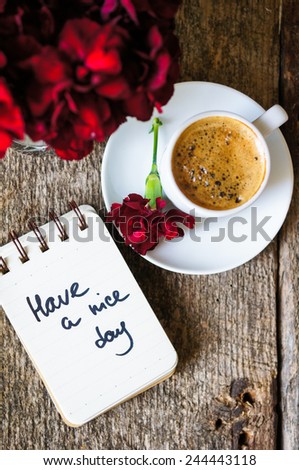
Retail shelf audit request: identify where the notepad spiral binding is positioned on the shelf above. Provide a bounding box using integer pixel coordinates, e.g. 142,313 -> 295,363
1,201 -> 87,275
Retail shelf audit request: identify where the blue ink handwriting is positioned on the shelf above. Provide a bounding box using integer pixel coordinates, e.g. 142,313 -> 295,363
61,316 -> 82,330
95,321 -> 134,356
26,282 -> 89,322
88,290 -> 130,316
25,283 -> 134,356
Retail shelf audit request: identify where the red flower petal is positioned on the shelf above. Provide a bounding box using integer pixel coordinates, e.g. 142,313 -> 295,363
31,47 -> 69,84
9,35 -> 42,64
166,209 -> 195,229
121,0 -> 138,23
53,139 -> 94,160
128,230 -> 147,243
106,193 -> 194,255
0,79 -> 24,158
148,26 -> 163,58
0,129 -> 12,158
73,96 -> 111,140
101,0 -> 118,20
124,92 -> 153,121
86,48 -> 121,73
59,19 -> 100,62
76,65 -> 89,80
0,50 -> 6,68
26,119 -> 51,142
148,52 -> 171,90
96,77 -> 130,99
156,197 -> 166,210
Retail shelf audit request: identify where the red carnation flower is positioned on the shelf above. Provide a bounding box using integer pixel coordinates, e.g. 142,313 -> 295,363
21,16 -> 179,159
0,1 -> 181,159
21,18 -> 130,158
106,193 -> 195,255
0,78 -> 24,158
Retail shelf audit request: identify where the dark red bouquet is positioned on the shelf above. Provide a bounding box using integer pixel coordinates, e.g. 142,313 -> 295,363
0,0 -> 181,159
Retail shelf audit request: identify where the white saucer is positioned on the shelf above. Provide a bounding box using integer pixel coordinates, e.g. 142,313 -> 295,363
101,82 -> 294,274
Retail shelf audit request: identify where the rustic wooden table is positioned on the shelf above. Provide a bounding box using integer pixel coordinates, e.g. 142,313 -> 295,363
1,0 -> 298,450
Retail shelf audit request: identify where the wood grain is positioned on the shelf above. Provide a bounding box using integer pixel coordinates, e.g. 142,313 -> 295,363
0,0 -> 290,450
278,0 -> 299,450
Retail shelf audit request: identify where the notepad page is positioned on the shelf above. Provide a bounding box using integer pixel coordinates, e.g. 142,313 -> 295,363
0,205 -> 177,426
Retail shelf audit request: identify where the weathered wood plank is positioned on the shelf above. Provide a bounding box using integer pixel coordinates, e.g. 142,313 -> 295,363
278,0 -> 299,450
1,0 -> 281,449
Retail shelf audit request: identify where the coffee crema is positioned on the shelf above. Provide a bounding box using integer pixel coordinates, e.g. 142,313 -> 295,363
172,116 -> 266,210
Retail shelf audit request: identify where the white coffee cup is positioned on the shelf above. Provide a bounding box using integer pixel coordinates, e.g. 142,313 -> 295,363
160,105 -> 288,217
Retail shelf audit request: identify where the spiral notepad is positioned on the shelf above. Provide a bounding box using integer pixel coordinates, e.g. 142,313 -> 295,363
0,203 -> 177,427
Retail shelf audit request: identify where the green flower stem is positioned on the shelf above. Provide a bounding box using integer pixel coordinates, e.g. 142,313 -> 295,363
145,117 -> 163,209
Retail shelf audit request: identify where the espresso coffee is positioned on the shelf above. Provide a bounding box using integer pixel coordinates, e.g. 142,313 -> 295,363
172,116 -> 266,210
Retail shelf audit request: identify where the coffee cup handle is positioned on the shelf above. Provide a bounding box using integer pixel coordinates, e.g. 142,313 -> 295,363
252,104 -> 288,138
